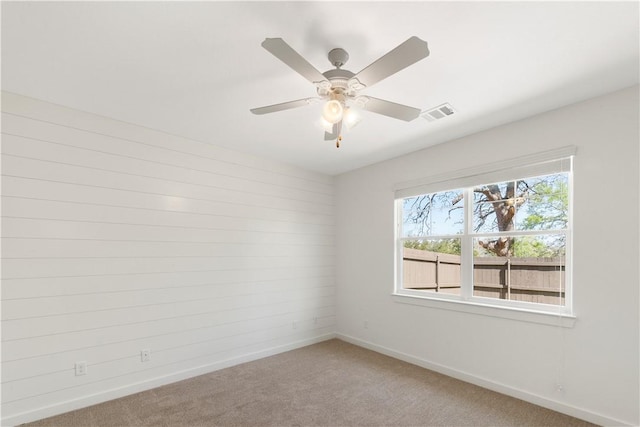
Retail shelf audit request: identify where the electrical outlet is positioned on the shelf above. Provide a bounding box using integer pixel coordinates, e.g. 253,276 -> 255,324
75,361 -> 87,376
364,320 -> 369,329
292,320 -> 298,329
313,316 -> 318,324
140,349 -> 151,362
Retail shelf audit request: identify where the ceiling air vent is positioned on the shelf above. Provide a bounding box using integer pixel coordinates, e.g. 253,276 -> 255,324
422,103 -> 456,122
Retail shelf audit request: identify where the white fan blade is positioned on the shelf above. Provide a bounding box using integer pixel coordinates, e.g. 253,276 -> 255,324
360,97 -> 421,121
261,38 -> 328,85
351,37 -> 429,88
250,98 -> 318,115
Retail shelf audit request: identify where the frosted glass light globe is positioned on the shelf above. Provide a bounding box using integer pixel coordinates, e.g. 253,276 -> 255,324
343,107 -> 361,130
322,100 -> 343,124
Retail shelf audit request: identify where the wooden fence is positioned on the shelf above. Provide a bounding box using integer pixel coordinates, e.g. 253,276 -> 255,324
402,248 -> 565,305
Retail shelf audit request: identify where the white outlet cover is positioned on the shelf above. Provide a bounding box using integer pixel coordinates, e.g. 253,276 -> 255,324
75,361 -> 87,376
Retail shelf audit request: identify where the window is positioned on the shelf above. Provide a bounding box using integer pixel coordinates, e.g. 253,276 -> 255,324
395,149 -> 573,315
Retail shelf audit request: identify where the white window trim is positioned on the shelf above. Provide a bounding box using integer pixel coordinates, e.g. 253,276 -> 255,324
391,293 -> 576,327
394,146 -> 577,198
393,146 -> 576,326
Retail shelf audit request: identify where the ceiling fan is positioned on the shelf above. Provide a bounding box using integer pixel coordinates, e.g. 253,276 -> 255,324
250,36 -> 430,147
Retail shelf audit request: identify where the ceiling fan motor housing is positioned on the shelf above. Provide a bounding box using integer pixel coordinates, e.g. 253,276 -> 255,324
319,68 -> 358,98
317,48 -> 365,100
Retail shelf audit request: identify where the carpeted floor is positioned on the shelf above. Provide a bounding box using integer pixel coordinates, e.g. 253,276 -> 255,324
23,339 -> 596,426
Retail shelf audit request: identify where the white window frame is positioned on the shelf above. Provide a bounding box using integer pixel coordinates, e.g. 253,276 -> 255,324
393,146 -> 576,326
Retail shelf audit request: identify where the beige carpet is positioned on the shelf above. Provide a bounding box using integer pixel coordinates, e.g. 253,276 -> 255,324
24,339 -> 595,426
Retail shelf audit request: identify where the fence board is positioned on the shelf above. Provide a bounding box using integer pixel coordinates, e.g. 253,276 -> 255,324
402,248 -> 565,304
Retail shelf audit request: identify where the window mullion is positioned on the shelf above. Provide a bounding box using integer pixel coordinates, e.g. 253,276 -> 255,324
461,187 -> 474,300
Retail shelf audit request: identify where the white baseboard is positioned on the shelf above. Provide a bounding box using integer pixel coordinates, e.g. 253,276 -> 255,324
335,333 -> 632,427
2,333 -> 336,427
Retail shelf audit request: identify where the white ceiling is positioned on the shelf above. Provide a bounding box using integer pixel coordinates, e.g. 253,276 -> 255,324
2,1 -> 638,175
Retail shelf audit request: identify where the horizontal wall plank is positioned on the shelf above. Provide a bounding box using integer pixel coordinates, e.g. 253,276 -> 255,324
2,267 -> 334,300
0,98 -> 333,186
2,177 -> 334,225
2,296 -> 335,350
2,196 -> 334,234
2,284 -> 335,321
2,256 -> 333,280
1,134 -> 334,204
1,237 -> 334,259
2,156 -> 333,216
2,308 -> 336,382
2,296 -> 335,362
1,217 -> 334,246
1,110 -> 333,192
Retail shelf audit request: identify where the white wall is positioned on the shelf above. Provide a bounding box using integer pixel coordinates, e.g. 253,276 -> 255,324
0,92 -> 335,425
335,86 -> 639,426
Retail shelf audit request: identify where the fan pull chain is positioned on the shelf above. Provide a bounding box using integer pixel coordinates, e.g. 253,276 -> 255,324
336,135 -> 342,148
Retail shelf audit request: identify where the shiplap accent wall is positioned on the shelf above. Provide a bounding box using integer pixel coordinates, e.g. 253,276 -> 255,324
1,92 -> 335,425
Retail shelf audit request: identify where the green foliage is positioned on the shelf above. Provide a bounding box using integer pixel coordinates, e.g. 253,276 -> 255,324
513,176 -> 568,257
512,236 -> 565,258
404,239 -> 461,255
520,179 -> 568,231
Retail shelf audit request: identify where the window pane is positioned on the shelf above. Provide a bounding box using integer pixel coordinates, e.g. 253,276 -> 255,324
402,239 -> 461,295
472,173 -> 569,233
472,235 -> 566,306
473,181 -> 514,234
517,173 -> 569,231
401,190 -> 464,237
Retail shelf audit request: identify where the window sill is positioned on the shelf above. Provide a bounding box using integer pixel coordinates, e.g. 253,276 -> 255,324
392,293 -> 576,328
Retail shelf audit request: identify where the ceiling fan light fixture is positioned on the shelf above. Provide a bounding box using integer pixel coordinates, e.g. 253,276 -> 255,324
320,117 -> 335,133
322,99 -> 344,124
343,107 -> 361,130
